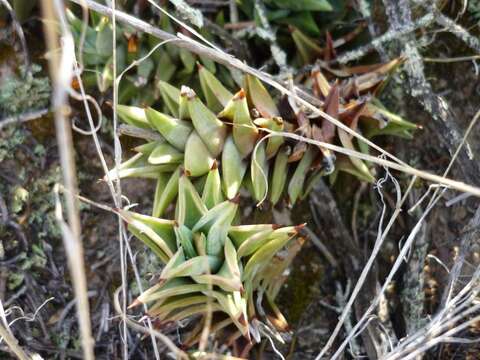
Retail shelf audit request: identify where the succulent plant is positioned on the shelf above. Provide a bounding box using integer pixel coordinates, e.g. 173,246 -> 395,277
109,62 -> 417,211
118,171 -> 304,353
66,7 -> 234,106
239,0 -> 336,37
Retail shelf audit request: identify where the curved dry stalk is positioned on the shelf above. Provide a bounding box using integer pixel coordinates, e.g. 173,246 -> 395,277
108,2 -> 129,358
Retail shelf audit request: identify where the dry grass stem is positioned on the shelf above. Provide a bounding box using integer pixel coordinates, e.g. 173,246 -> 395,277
41,1 -> 95,359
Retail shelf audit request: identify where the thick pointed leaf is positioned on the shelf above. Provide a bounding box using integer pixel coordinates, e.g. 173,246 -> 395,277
157,81 -> 180,117
174,224 -> 197,259
161,253 -> 221,280
133,140 -> 164,155
338,129 -> 375,183
245,75 -> 279,118
254,117 -> 284,159
148,143 -> 183,164
202,162 -> 224,209
184,131 -> 215,177
229,224 -> 275,248
137,278 -> 208,304
288,146 -> 317,206
192,200 -> 237,234
145,107 -> 192,150
291,27 -> 323,64
118,209 -> 176,259
198,64 -> 233,112
237,228 -> 275,258
176,174 -> 208,228
152,166 -> 180,217
117,105 -> 151,129
243,232 -> 294,283
222,135 -> 247,199
231,90 -> 258,158
270,146 -> 289,205
148,294 -> 208,317
185,88 -> 227,157
250,141 -> 269,202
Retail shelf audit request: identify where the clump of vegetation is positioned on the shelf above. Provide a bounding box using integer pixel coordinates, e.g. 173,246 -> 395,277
121,173 -> 303,355
67,8 -> 235,106
110,62 -> 416,211
104,44 -> 420,355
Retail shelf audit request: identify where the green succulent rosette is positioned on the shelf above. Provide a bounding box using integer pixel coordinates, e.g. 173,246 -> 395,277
109,63 -> 417,211
119,172 -> 304,350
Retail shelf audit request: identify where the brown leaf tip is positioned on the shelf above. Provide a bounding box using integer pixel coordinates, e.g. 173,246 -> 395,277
229,194 -> 241,204
294,223 -> 307,232
180,167 -> 191,177
233,89 -> 246,100
238,313 -> 248,326
297,236 -> 306,246
210,160 -> 218,170
272,116 -> 283,126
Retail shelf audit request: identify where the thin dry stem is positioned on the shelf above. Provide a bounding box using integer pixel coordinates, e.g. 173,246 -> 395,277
0,322 -> 30,360
41,1 -> 95,359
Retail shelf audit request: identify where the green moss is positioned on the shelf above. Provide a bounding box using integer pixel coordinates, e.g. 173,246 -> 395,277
279,243 -> 324,324
468,0 -> 480,21
27,166 -> 62,240
0,63 -> 50,116
0,127 -> 26,162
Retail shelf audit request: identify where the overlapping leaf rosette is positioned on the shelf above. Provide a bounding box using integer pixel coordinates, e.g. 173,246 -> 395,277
111,63 -> 417,209
109,60 -> 416,352
285,26 -> 420,184
117,174 -> 304,352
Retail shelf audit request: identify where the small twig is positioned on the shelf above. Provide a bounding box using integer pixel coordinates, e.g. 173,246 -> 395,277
423,54 -> 480,63
0,109 -> 49,130
0,322 -> 30,360
224,21 -> 255,30
229,0 -> 238,23
302,227 -> 339,268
